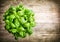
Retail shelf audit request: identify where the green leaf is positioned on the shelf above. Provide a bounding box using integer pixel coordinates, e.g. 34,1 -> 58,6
19,31 -> 26,38
27,28 -> 33,35
10,29 -> 17,33
5,10 -> 9,16
11,23 -> 15,28
9,14 -> 15,19
6,16 -> 10,19
24,15 -> 27,20
5,24 -> 10,30
19,17 -> 27,24
17,11 -> 24,16
14,19 -> 20,28
30,22 -> 36,27
16,4 -> 24,12
14,33 -> 19,40
5,20 -> 9,23
28,16 -> 34,22
24,23 -> 30,28
9,6 -> 16,11
19,26 -> 25,31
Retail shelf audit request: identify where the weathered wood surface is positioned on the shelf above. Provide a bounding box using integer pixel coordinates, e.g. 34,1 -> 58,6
0,0 -> 60,42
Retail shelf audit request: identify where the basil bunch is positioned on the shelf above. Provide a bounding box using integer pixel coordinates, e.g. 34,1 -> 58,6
3,3 -> 36,40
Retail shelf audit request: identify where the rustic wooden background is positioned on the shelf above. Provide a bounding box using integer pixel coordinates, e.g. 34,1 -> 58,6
0,0 -> 60,42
